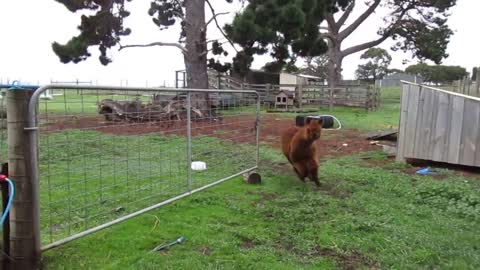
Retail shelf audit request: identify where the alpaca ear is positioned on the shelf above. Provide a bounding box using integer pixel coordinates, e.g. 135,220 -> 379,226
305,117 -> 312,125
318,117 -> 323,126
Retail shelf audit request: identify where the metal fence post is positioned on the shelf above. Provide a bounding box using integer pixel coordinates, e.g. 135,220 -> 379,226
186,92 -> 192,192
6,89 -> 41,269
255,95 -> 261,167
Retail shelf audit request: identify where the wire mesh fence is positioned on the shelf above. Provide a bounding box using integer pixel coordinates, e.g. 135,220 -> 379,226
27,86 -> 259,249
0,89 -> 6,162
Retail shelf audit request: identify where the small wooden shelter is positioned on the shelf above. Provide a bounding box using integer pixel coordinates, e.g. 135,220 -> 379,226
275,90 -> 295,110
397,81 -> 480,168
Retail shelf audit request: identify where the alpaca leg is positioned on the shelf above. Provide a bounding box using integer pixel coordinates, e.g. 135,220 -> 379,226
307,159 -> 320,186
293,167 -> 305,182
292,162 -> 308,182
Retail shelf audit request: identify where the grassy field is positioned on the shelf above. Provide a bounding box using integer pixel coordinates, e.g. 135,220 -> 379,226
38,130 -> 257,244
24,87 -> 480,269
42,150 -> 480,269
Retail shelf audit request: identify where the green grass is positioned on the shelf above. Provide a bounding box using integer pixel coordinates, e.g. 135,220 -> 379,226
42,147 -> 480,269
23,86 -> 480,269
38,130 -> 256,244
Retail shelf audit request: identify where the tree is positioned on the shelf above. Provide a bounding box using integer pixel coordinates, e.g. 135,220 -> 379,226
224,0 -> 350,78
52,0 -> 234,111
386,68 -> 404,75
472,67 -> 478,81
319,0 -> 456,85
355,48 -> 391,81
405,63 -> 431,81
406,64 -> 468,84
300,55 -> 329,80
229,0 -> 457,84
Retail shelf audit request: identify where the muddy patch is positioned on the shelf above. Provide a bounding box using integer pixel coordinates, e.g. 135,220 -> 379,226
317,182 -> 352,199
240,239 -> 255,250
198,246 -> 212,256
308,247 -> 379,270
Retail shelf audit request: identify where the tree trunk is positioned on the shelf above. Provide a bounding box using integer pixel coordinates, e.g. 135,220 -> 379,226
184,0 -> 211,113
327,39 -> 343,86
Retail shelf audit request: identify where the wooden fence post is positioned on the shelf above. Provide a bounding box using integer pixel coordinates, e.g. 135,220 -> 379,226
297,84 -> 303,111
6,89 -> 41,269
216,74 -> 221,89
476,68 -> 480,97
365,86 -> 371,111
465,76 -> 470,96
329,83 -> 334,111
376,80 -> 381,109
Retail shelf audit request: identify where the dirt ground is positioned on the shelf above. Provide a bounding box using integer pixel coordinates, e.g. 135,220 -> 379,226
43,113 -> 381,161
43,111 -> 480,182
259,115 -> 381,160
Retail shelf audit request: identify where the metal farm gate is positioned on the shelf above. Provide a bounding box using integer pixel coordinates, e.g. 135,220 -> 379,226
2,85 -> 260,268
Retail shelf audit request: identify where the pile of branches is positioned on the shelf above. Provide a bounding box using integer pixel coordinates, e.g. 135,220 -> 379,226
97,95 -> 221,125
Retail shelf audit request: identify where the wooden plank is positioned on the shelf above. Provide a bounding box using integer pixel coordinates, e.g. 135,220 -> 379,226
427,90 -> 440,159
474,110 -> 480,166
446,96 -> 465,164
416,88 -> 435,160
432,92 -> 453,162
413,86 -> 427,158
404,84 -> 420,158
459,99 -> 480,166
396,83 -> 411,161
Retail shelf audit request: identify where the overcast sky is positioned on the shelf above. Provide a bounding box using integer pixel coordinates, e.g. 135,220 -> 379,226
0,0 -> 477,87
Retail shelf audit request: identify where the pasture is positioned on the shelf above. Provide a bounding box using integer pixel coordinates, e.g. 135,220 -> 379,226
6,87 -> 480,269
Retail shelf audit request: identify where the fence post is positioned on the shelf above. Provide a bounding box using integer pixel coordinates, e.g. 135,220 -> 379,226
465,76 -> 470,96
255,95 -> 261,167
476,68 -> 480,97
297,84 -> 303,111
6,89 -> 41,269
329,83 -> 334,111
186,92 -> 192,192
216,74 -> 222,90
365,86 -> 371,111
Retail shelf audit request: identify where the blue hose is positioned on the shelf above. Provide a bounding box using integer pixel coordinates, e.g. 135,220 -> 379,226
0,177 -> 15,229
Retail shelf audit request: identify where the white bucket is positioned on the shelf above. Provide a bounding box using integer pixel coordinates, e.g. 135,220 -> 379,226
191,161 -> 207,171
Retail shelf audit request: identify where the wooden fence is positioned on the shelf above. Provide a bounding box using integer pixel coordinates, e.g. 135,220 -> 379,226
435,69 -> 480,97
208,73 -> 380,111
397,82 -> 480,167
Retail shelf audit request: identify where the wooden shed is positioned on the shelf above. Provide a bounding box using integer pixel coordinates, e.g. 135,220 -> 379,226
396,82 -> 480,167
275,90 -> 295,110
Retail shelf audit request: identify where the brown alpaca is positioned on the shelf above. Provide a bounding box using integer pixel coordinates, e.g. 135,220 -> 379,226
281,117 -> 322,186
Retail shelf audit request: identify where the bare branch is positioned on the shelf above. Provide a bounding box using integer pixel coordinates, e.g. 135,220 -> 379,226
320,26 -> 329,31
341,35 -> 389,57
206,11 -> 229,27
341,5 -> 412,57
338,0 -> 381,41
325,14 -> 337,32
336,1 -> 355,29
205,0 -> 239,53
119,42 -> 187,53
